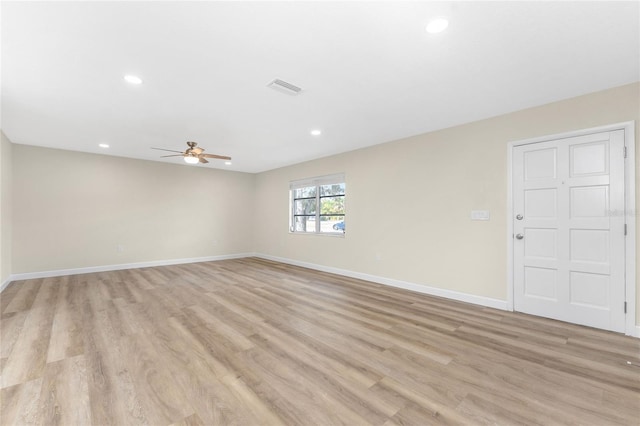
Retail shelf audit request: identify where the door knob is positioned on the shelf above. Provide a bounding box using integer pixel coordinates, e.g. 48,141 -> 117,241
515,234 -> 524,240
516,214 -> 523,220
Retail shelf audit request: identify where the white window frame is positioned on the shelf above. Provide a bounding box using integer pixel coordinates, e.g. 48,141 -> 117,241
289,173 -> 345,236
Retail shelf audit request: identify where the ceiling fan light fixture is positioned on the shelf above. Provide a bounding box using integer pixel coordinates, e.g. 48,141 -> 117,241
154,142 -> 229,164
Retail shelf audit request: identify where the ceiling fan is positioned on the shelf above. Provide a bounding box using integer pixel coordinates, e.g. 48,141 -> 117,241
152,141 -> 231,164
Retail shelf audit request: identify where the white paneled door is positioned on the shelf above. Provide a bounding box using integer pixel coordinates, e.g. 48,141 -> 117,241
513,130 -> 626,332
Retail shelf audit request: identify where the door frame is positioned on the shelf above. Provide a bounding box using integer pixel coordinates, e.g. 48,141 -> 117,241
507,121 -> 637,336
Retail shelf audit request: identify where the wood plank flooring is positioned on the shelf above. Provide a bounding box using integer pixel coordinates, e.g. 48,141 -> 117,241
1,257 -> 639,425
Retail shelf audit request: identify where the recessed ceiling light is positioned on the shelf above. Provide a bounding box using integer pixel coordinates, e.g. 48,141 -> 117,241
224,161 -> 232,166
124,75 -> 143,84
310,129 -> 322,136
426,18 -> 449,34
98,143 -> 109,148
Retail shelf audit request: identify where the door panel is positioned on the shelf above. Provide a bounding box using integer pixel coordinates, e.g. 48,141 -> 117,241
513,130 -> 625,332
570,142 -> 609,176
570,230 -> 609,267
524,228 -> 557,259
525,189 -> 557,217
524,148 -> 557,179
569,272 -> 609,308
524,267 -> 557,300
570,186 -> 608,217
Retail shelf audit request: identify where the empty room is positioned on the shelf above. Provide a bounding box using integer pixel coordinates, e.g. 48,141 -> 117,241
1,1 -> 639,425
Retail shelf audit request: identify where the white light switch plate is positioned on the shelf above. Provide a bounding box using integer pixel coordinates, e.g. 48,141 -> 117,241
471,210 -> 490,221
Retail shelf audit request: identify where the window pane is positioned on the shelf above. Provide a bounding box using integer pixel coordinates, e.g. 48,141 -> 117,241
294,198 -> 316,215
320,183 -> 345,196
320,196 -> 345,216
293,216 -> 316,233
294,186 -> 316,199
320,216 -> 345,233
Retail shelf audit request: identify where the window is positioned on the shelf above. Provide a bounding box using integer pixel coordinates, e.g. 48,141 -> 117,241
290,174 -> 345,235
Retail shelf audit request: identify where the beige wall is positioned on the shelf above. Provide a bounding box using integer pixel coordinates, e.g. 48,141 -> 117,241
1,131 -> 13,284
12,145 -> 255,273
254,83 -> 640,321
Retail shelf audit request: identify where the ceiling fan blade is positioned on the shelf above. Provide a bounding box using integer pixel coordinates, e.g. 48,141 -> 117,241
201,154 -> 231,160
152,147 -> 185,154
199,157 -> 209,164
160,154 -> 184,158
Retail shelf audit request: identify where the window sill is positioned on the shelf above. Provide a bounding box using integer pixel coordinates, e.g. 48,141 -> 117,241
288,231 -> 345,238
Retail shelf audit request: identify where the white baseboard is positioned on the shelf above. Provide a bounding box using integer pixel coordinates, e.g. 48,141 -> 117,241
254,253 -> 509,311
0,276 -> 12,293
6,252 -> 254,283
633,326 -> 640,338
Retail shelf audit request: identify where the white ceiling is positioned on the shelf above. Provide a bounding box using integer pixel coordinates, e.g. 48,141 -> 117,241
2,1 -> 639,173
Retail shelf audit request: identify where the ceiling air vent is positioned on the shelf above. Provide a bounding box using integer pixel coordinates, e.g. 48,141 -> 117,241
267,79 -> 303,95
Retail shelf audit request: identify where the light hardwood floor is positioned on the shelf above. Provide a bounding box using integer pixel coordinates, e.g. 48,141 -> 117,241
1,257 -> 639,425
